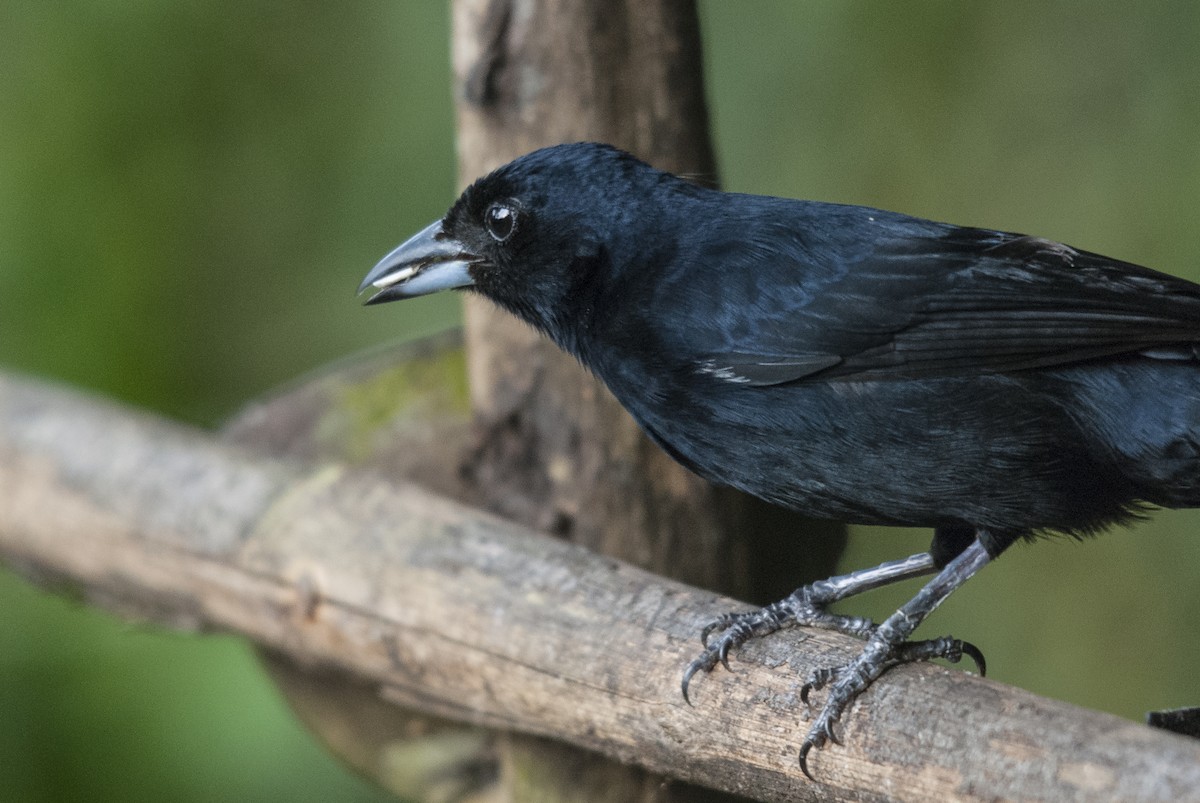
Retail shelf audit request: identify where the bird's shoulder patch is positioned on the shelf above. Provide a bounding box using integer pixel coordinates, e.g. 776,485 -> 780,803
696,352 -> 843,386
983,234 -> 1078,266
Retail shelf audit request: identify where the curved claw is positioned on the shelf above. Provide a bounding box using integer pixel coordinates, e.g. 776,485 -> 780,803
801,666 -> 834,704
680,659 -> 705,705
798,740 -> 817,782
717,638 -> 734,671
680,669 -> 694,705
700,620 -> 721,648
824,719 -> 841,746
960,640 -> 987,677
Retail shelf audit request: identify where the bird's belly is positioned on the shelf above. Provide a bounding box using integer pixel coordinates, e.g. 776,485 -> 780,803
629,374 -> 1137,535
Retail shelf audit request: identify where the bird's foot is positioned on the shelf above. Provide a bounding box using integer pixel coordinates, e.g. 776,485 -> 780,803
681,582 -> 877,703
681,544 -> 993,781
796,634 -> 985,780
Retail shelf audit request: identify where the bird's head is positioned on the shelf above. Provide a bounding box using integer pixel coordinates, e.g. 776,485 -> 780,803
359,142 -> 690,349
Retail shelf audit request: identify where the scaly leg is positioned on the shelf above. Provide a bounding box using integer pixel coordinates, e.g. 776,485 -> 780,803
797,537 -> 993,779
682,536 -> 992,780
683,551 -> 941,700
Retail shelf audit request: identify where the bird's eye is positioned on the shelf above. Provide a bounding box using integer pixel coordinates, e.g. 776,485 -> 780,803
484,203 -> 517,242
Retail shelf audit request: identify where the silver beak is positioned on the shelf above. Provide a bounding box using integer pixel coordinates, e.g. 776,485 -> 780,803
358,219 -> 476,304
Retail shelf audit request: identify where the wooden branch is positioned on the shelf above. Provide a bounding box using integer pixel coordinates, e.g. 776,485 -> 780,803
3,371 -> 1198,802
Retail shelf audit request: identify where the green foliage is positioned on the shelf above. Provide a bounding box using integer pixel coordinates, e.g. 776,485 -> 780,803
0,1 -> 460,425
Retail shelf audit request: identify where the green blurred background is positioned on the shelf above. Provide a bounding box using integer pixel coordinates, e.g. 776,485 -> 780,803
2,2 -> 1199,800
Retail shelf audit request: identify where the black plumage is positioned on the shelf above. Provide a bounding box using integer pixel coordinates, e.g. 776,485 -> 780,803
360,142 -> 1200,777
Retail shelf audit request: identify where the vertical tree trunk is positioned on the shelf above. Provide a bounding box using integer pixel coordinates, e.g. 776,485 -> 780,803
451,1 -> 845,799
452,0 -> 739,593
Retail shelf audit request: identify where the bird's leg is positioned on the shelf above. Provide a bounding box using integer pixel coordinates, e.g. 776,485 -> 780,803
797,536 -> 993,779
682,551 -> 939,701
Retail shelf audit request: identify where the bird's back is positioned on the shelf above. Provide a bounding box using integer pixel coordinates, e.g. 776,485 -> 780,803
578,189 -> 1200,539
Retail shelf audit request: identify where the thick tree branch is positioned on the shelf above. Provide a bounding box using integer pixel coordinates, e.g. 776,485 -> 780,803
2,371 -> 1198,802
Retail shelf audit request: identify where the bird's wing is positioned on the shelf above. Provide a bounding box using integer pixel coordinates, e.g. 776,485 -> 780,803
700,227 -> 1200,385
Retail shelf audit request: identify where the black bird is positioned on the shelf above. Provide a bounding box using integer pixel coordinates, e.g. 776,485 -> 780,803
359,142 -> 1200,778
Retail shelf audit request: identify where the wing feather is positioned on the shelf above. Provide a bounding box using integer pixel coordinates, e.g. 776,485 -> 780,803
697,223 -> 1200,385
